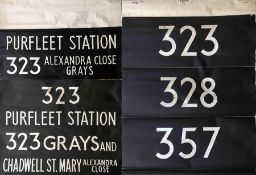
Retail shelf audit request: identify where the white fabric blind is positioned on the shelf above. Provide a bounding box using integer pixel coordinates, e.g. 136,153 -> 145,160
0,0 -> 121,29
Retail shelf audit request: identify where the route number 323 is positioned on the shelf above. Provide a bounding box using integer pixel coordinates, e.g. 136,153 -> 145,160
159,25 -> 218,56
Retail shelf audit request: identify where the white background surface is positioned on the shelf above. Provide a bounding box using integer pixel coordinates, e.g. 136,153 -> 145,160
0,0 -> 121,29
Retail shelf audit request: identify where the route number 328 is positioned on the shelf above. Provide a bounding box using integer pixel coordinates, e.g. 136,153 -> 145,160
160,77 -> 217,108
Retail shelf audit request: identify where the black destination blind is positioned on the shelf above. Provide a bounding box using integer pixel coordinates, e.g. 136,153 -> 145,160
0,27 -> 122,175
122,15 -> 256,173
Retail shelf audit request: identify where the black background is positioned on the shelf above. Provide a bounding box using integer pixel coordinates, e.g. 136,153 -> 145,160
123,15 -> 255,68
123,67 -> 255,116
123,117 -> 256,170
0,27 -> 121,79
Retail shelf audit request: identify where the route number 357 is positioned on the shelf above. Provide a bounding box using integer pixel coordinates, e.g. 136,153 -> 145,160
156,127 -> 220,159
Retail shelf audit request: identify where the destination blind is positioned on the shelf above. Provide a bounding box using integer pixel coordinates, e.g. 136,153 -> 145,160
122,15 -> 256,172
0,28 -> 122,175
